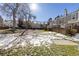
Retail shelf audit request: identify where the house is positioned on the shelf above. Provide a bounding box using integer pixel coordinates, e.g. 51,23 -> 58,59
49,8 -> 79,29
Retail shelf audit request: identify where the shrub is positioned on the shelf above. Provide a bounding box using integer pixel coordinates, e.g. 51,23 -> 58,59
66,29 -> 77,36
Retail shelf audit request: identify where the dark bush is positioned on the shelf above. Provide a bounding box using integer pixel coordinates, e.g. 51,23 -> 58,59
66,29 -> 77,36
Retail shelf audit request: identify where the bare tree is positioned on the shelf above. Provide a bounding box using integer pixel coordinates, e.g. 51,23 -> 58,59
26,13 -> 36,29
18,17 -> 24,28
47,18 -> 52,25
0,3 -> 31,32
32,15 -> 36,20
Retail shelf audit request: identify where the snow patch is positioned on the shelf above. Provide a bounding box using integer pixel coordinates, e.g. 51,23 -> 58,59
0,30 -> 78,49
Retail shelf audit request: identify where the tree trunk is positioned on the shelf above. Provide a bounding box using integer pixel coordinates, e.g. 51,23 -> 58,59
12,9 -> 16,32
12,3 -> 19,32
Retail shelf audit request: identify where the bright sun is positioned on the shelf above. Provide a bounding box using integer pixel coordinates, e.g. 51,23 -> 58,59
29,3 -> 38,11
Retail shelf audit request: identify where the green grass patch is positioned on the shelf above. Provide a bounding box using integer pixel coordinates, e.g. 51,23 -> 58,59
0,45 -> 79,56
0,29 -> 23,34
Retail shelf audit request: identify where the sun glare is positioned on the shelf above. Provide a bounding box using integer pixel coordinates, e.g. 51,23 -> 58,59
29,3 -> 38,11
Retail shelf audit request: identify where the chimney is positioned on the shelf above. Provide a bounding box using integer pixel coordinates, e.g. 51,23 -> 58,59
64,8 -> 68,16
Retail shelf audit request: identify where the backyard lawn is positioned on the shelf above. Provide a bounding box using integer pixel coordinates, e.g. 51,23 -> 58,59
0,44 -> 79,56
0,29 -> 79,56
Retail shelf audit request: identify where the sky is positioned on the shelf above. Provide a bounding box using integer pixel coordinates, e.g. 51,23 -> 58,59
1,3 -> 79,22
31,3 -> 79,22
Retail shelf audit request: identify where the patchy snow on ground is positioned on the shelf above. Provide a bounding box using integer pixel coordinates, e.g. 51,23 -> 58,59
72,33 -> 79,41
0,30 -> 78,49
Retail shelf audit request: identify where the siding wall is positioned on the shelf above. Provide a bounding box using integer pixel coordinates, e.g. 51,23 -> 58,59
50,10 -> 79,28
